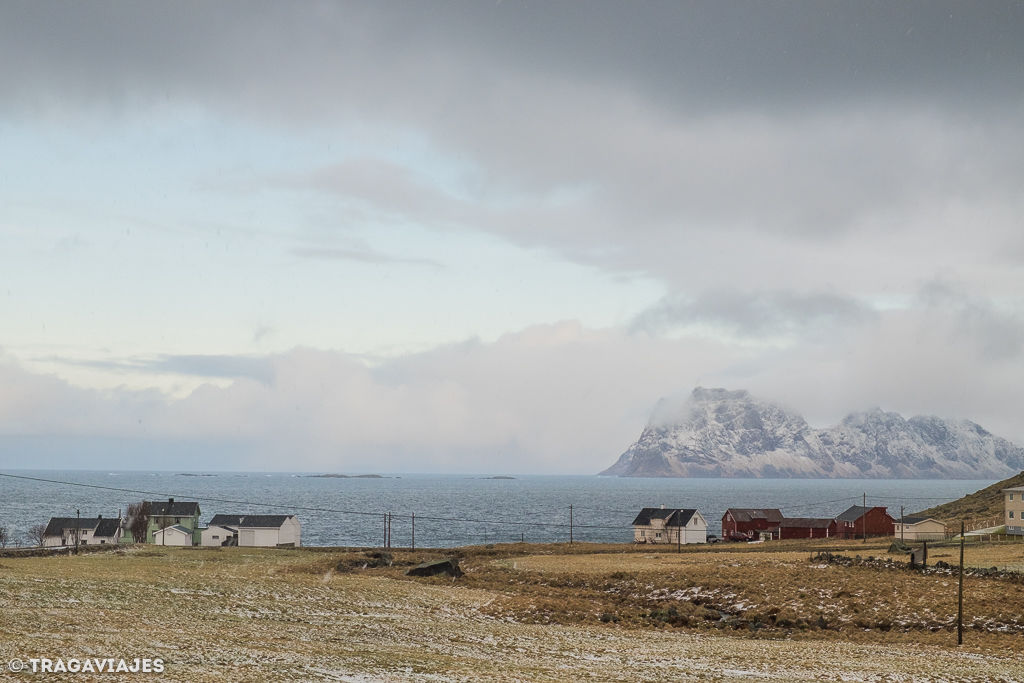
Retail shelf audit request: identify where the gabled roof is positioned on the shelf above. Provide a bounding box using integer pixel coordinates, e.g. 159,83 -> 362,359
147,501 -> 201,517
43,517 -> 100,536
1002,486 -> 1024,493
155,524 -> 192,535
723,508 -> 784,523
898,516 -> 942,526
836,505 -> 883,522
208,514 -> 295,529
94,518 -> 121,537
632,508 -> 698,527
780,517 -> 834,529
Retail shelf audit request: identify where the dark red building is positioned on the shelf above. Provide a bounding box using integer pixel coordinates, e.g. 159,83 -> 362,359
834,505 -> 895,539
721,508 -> 784,540
778,517 -> 838,539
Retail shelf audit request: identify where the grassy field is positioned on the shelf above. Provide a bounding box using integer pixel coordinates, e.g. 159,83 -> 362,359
1,540 -> 1023,681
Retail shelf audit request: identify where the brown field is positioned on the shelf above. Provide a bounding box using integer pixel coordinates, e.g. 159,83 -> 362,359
1,540 -> 1023,681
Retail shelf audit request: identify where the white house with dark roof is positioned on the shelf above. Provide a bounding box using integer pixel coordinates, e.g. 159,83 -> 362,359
42,515 -> 122,547
632,507 -> 707,545
207,514 -> 301,547
894,516 -> 947,541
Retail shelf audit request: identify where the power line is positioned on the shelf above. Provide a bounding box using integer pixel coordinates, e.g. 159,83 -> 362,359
0,471 -> 599,531
0,472 -> 387,519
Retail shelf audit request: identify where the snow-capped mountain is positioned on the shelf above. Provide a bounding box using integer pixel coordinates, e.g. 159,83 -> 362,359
600,388 -> 1024,479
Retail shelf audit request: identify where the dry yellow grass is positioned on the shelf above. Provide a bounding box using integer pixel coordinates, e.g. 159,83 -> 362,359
0,543 -> 1022,681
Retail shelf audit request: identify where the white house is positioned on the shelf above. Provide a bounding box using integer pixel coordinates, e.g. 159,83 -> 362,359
207,514 -> 301,547
632,507 -> 708,545
894,516 -> 948,541
200,524 -> 238,547
152,524 -> 195,546
42,515 -> 122,547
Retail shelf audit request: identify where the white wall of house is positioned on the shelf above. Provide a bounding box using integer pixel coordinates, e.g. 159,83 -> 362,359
279,517 -> 301,546
152,526 -> 193,546
681,512 -> 708,544
633,511 -> 708,545
43,534 -> 66,548
232,517 -> 301,547
43,527 -> 86,547
238,527 -> 279,547
201,525 -> 236,547
895,519 -> 947,541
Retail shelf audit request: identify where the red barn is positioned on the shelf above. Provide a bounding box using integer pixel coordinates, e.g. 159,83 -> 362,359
778,517 -> 838,539
721,508 -> 783,540
835,505 -> 895,539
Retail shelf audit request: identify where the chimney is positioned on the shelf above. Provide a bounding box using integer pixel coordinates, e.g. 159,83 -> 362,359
168,497 -> 174,508
98,514 -> 102,520
660,504 -> 665,509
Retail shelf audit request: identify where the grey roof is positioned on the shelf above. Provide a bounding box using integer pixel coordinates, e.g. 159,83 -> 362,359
94,518 -> 121,537
43,517 -> 100,536
147,501 -> 201,517
836,505 -> 876,522
156,524 -> 192,535
898,516 -> 942,526
632,508 -> 698,527
723,508 -> 784,523
208,514 -> 295,529
1003,486 -> 1024,493
780,517 -> 834,529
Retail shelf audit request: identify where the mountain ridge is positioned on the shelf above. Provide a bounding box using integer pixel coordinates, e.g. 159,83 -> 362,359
601,388 -> 1024,479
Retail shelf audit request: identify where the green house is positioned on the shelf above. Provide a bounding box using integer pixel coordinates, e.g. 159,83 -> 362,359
145,499 -> 202,545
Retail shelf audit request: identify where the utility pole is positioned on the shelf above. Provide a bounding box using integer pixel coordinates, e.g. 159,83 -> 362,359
677,511 -> 681,554
75,508 -> 80,555
383,513 -> 387,548
900,506 -> 905,544
862,492 -> 867,543
569,505 -> 573,545
957,521 -> 965,645
411,513 -> 415,551
387,513 -> 392,549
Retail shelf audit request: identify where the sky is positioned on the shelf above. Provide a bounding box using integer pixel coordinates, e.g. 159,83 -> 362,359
1,1 -> 1023,474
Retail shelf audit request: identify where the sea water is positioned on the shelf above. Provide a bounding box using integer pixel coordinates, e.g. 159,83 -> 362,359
0,470 -> 990,547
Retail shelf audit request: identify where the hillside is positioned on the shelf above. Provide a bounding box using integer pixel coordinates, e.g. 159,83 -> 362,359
602,388 -> 1024,479
916,470 -> 1024,526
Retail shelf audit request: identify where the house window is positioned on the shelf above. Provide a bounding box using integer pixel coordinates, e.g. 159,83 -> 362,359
212,535 -> 219,540
1011,511 -> 1015,519
655,533 -> 661,539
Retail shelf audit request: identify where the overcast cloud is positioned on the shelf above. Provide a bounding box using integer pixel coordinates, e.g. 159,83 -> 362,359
1,2 -> 1023,472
